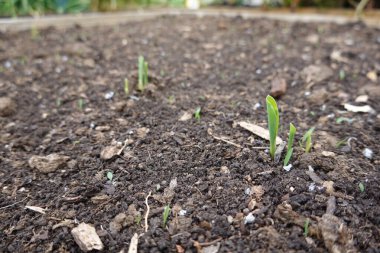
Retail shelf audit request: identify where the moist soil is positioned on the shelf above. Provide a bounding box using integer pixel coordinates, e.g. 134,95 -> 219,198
0,15 -> 379,252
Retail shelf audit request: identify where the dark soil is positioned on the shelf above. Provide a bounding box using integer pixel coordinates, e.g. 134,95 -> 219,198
1,15 -> 380,253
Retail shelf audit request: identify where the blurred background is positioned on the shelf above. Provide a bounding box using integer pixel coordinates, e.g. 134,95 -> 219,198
0,0 -> 379,17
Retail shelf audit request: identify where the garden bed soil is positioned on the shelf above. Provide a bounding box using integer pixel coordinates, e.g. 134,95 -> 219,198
0,15 -> 380,252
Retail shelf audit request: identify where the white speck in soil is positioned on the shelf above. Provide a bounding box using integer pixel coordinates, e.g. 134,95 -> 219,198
244,188 -> 251,195
289,186 -> 295,192
4,61 -> 11,69
363,148 -> 373,159
308,183 -> 316,192
253,102 -> 261,110
304,91 -> 311,96
255,69 -> 262,74
105,91 -> 114,100
244,213 -> 255,224
283,164 -> 292,172
179,210 -> 187,216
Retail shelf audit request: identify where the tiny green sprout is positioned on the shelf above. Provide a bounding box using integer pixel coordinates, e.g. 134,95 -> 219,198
339,69 -> 346,80
78,98 -> 84,110
168,95 -> 175,105
302,127 -> 315,153
56,98 -> 62,107
359,182 -> 365,193
336,138 -> 348,148
194,107 -> 201,121
336,117 -> 354,124
135,214 -> 142,225
266,95 -> 279,160
31,26 -> 39,40
124,78 -> 129,95
160,69 -> 165,76
304,218 -> 310,237
284,123 -> 296,166
162,205 -> 171,228
138,56 -> 148,91
107,171 -> 113,181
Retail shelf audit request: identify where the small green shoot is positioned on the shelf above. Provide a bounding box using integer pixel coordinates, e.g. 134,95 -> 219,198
124,78 -> 129,95
304,218 -> 310,237
339,69 -> 346,80
336,117 -> 354,124
194,107 -> 201,121
336,138 -> 348,148
107,171 -> 113,181
168,95 -> 175,105
359,182 -> 365,193
284,123 -> 296,166
162,205 -> 171,228
302,127 -> 315,153
266,95 -> 279,160
31,26 -> 39,40
135,214 -> 142,225
78,98 -> 84,110
138,56 -> 148,91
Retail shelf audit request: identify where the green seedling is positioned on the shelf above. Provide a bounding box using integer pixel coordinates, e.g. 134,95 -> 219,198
138,56 -> 148,91
135,214 -> 142,225
304,218 -> 310,237
336,138 -> 348,148
284,123 -> 296,166
339,69 -> 346,80
359,182 -> 365,193
162,205 -> 171,228
124,78 -> 129,95
302,127 -> 315,153
78,98 -> 84,110
168,95 -> 175,104
266,95 -> 279,160
107,171 -> 113,181
194,107 -> 201,121
336,117 -> 354,124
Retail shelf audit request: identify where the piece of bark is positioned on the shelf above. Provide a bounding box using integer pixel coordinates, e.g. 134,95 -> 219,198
71,223 -> 104,252
270,78 -> 287,98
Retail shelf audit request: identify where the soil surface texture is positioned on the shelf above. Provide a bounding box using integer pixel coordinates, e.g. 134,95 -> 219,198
0,15 -> 380,252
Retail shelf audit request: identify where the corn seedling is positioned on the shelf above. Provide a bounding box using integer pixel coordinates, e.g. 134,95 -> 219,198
194,107 -> 201,121
359,182 -> 365,193
107,171 -> 113,181
304,218 -> 310,237
266,95 -> 279,160
78,98 -> 84,110
138,56 -> 148,91
284,123 -> 296,166
135,214 -> 142,225
123,78 -> 129,95
302,127 -> 315,153
339,69 -> 346,80
168,95 -> 175,105
162,205 -> 171,228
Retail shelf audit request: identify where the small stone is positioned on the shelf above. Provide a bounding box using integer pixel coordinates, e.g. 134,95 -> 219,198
355,95 -> 369,103
248,199 -> 257,210
220,166 -> 230,174
0,97 -> 16,117
28,154 -> 70,173
244,213 -> 255,224
227,215 -> 234,224
283,164 -> 292,172
270,77 -> 287,98
363,148 -> 373,159
301,65 -> 333,84
308,88 -> 329,105
367,71 -> 377,82
71,223 -> 104,252
104,91 -> 114,100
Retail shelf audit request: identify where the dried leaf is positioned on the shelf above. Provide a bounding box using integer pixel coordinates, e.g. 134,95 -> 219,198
238,121 -> 283,145
25,205 -> 46,214
344,103 -> 375,113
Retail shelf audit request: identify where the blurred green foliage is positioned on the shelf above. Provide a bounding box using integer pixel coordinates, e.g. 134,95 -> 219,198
0,0 -> 90,16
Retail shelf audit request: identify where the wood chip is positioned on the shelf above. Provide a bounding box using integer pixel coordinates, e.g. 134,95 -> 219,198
344,103 -> 375,113
238,121 -> 283,145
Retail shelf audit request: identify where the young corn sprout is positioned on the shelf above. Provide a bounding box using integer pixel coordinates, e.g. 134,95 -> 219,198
266,95 -> 279,160
124,78 -> 129,95
284,123 -> 296,166
302,127 -> 315,153
304,218 -> 310,237
138,56 -> 148,91
162,205 -> 171,228
194,107 -> 201,121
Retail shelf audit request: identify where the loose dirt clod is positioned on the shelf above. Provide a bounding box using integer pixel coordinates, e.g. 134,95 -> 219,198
100,145 -> 120,160
28,153 -> 70,173
71,223 -> 104,252
0,97 -> 16,117
270,77 -> 287,98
